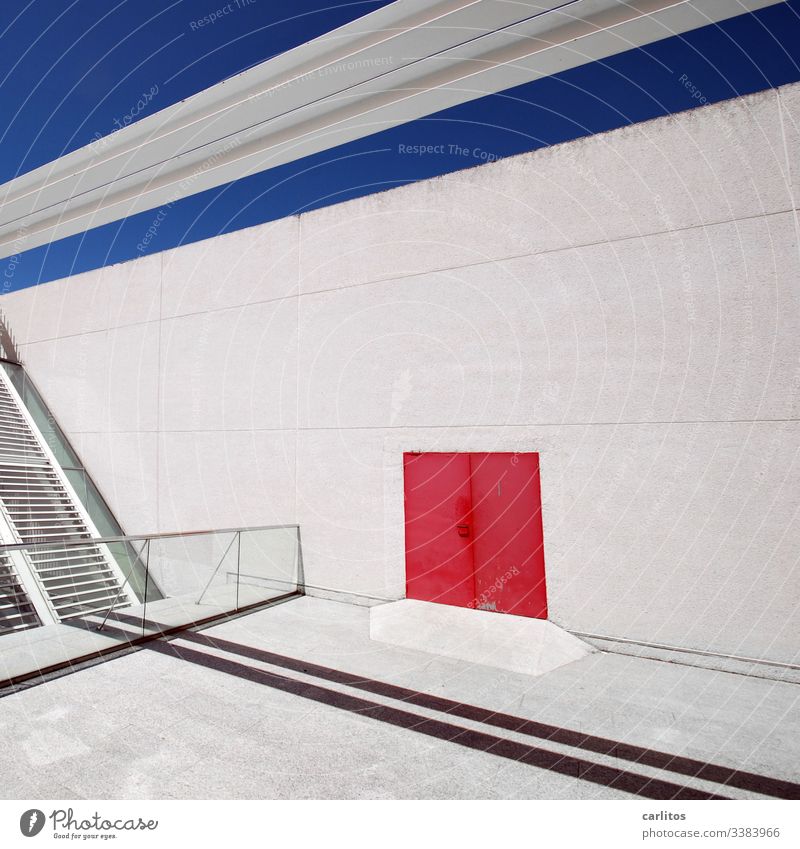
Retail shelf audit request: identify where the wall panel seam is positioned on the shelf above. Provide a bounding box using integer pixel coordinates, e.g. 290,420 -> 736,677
296,206 -> 797,298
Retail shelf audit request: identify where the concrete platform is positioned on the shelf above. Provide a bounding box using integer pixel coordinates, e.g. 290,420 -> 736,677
0,596 -> 798,800
370,599 -> 595,676
0,584 -> 289,687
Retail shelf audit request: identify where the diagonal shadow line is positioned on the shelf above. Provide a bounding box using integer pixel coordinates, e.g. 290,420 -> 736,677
63,615 -> 139,642
145,637 -> 725,800
105,609 -> 799,799
173,629 -> 800,800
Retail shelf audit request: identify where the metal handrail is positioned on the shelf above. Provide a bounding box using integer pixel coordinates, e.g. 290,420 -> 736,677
0,523 -> 300,553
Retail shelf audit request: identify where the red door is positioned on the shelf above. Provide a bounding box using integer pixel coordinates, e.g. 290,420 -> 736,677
469,453 -> 547,618
403,453 -> 475,608
403,452 -> 547,619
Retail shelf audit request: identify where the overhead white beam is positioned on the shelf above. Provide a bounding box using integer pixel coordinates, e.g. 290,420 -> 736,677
0,0 -> 782,257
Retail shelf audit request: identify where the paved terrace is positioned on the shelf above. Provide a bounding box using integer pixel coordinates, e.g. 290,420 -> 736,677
1,597 -> 798,800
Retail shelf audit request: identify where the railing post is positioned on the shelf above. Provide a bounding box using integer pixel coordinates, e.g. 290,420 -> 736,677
235,530 -> 241,611
142,539 -> 151,638
296,525 -> 305,595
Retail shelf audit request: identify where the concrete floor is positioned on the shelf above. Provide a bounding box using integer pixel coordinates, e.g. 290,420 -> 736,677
1,596 -> 798,800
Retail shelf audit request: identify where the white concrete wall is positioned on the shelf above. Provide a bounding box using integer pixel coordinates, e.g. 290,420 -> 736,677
3,82 -> 800,664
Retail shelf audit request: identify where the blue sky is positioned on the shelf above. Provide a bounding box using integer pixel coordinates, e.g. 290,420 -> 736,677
2,0 -> 799,290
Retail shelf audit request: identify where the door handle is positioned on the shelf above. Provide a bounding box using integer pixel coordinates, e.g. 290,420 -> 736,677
456,523 -> 470,537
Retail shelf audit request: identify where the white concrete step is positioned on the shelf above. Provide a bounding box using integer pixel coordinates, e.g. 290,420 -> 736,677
370,599 -> 595,677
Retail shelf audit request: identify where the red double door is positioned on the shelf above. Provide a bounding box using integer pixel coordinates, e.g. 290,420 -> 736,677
403,452 -> 547,619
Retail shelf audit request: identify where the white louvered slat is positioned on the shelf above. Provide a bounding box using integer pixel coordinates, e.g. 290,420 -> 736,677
0,369 -> 135,629
0,556 -> 41,632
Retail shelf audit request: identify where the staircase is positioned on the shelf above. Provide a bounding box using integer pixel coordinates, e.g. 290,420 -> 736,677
0,367 -> 134,633
0,549 -> 41,632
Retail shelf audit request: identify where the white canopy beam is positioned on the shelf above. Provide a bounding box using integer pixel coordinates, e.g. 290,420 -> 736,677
0,0 -> 781,257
